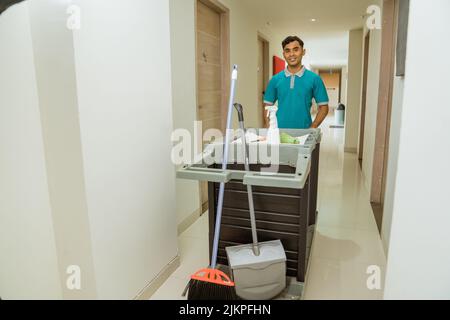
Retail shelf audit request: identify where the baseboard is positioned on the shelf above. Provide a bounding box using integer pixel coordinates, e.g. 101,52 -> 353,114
177,207 -> 202,236
134,208 -> 201,300
344,147 -> 357,154
134,255 -> 181,300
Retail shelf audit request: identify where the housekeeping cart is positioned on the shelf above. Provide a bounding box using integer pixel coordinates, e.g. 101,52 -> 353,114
177,128 -> 322,282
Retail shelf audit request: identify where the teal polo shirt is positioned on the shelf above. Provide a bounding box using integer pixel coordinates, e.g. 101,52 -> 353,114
264,67 -> 329,129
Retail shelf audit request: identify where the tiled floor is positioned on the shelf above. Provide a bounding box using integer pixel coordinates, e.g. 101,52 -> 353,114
150,115 -> 386,300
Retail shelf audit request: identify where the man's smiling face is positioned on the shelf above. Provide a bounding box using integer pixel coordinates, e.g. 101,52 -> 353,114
283,41 -> 305,68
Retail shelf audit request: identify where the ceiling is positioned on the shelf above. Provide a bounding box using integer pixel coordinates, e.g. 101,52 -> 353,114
242,0 -> 374,37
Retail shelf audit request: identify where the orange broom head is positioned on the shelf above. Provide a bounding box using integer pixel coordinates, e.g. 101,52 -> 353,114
191,269 -> 235,287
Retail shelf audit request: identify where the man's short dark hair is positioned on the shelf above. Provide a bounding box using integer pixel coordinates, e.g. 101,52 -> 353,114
282,36 -> 304,49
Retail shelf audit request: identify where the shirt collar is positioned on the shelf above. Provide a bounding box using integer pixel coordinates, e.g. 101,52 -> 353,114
284,66 -> 306,78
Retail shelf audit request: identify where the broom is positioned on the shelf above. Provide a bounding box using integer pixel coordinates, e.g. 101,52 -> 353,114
182,65 -> 239,300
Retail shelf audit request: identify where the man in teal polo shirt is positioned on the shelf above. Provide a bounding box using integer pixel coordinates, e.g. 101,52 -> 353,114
264,36 -> 329,129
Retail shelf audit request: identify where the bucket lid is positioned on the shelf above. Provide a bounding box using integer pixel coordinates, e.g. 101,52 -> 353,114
225,240 -> 287,270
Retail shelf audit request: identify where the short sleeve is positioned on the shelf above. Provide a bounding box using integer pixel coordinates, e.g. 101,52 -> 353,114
264,77 -> 278,104
313,76 -> 329,106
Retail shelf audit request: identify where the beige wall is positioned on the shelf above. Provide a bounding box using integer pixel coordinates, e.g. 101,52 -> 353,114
345,29 -> 363,153
0,2 -> 62,299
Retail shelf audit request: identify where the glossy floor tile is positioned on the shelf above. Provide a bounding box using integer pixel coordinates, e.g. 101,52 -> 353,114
151,115 -> 386,300
303,115 -> 386,300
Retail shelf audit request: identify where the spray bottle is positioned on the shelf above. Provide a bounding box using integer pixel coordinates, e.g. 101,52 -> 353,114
265,105 -> 280,145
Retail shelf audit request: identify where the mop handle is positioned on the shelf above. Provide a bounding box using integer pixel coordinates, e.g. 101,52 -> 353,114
234,104 -> 260,256
211,65 -> 238,269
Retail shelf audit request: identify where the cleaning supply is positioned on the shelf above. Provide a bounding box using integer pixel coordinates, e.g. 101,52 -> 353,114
265,105 -> 280,145
280,132 -> 299,144
226,103 -> 287,300
280,132 -> 311,145
184,66 -> 239,300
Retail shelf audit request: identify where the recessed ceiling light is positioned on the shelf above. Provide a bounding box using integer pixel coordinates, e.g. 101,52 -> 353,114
311,18 -> 317,22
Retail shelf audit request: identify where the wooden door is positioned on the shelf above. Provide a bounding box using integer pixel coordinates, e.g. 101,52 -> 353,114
258,38 -> 265,126
359,32 -> 371,167
197,1 -> 223,213
258,36 -> 269,127
319,70 -> 341,110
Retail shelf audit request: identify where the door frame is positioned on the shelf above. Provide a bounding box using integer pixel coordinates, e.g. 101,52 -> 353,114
257,33 -> 270,126
195,0 -> 230,132
370,0 -> 398,230
195,0 -> 230,213
359,31 -> 371,167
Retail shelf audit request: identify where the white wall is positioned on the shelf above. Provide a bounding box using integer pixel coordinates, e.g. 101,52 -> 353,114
1,0 -> 177,300
302,33 -> 349,69
381,76 -> 404,255
271,32 -> 349,73
384,0 -> 450,299
0,3 -> 61,299
169,0 -> 201,227
72,0 -> 178,299
344,29 -> 363,153
28,0 -> 98,299
361,1 -> 382,192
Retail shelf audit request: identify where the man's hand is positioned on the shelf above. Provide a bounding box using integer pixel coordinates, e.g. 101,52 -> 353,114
263,103 -> 273,128
310,105 -> 329,128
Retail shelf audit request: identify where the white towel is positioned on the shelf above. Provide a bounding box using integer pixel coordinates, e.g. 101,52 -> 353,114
232,132 -> 264,144
296,134 -> 310,146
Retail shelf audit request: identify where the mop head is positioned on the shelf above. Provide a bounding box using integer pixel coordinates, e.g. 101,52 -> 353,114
186,268 -> 238,300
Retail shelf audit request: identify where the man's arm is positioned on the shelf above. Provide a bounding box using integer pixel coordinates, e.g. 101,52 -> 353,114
310,105 -> 329,128
263,102 -> 273,128
311,75 -> 330,128
263,77 -> 277,128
